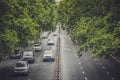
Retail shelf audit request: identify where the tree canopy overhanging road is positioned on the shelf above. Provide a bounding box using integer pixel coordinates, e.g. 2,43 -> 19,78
0,0 -> 120,80
58,0 -> 120,58
0,0 -> 58,60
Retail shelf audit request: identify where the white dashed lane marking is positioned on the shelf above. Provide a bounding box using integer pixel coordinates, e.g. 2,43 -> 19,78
102,66 -> 105,69
79,62 -> 81,64
84,77 -> 88,80
82,71 -> 85,74
107,72 -> 110,75
80,66 -> 83,70
112,77 -> 115,80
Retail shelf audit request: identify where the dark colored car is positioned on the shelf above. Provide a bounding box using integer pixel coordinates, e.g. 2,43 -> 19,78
22,58 -> 35,63
10,50 -> 23,59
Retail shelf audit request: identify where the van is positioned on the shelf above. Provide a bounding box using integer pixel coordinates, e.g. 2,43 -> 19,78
22,51 -> 35,63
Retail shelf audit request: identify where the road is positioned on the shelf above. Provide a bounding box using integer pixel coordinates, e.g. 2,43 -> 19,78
0,28 -> 58,80
60,29 -> 120,80
0,27 -> 120,80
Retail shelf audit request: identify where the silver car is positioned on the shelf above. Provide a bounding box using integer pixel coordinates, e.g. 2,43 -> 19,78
14,61 -> 29,75
33,44 -> 42,52
43,53 -> 55,62
47,39 -> 55,45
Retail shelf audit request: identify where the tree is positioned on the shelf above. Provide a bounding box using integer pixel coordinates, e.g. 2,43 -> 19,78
58,0 -> 120,58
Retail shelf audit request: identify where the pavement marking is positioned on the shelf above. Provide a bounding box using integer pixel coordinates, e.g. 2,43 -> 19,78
112,77 -> 115,80
79,62 -> 81,64
80,66 -> 83,70
112,56 -> 120,64
28,78 -> 31,80
102,66 -> 105,69
107,72 -> 110,75
84,77 -> 88,80
82,71 -> 85,74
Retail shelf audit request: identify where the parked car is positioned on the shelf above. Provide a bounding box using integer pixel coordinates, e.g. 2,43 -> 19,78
22,51 -> 35,63
14,61 -> 29,75
10,50 -> 23,59
47,39 -> 55,45
33,44 -> 42,52
43,50 -> 55,62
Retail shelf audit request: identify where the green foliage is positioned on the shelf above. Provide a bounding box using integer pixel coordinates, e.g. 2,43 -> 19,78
0,0 -> 58,60
58,0 -> 120,58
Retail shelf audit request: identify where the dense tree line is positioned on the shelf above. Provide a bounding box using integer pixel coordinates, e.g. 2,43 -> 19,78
0,0 -> 57,60
58,0 -> 120,58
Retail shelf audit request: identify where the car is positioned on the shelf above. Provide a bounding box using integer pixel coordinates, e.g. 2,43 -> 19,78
22,51 -> 35,63
10,50 -> 23,59
43,50 -> 55,62
52,32 -> 57,36
47,39 -> 55,45
44,50 -> 53,54
42,32 -> 48,39
33,44 -> 42,52
14,61 -> 29,75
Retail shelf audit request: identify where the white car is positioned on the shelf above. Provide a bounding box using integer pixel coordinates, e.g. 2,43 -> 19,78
42,32 -> 48,39
47,39 -> 55,45
43,53 -> 55,62
33,44 -> 42,52
44,50 -> 52,54
14,61 -> 29,75
53,32 -> 57,36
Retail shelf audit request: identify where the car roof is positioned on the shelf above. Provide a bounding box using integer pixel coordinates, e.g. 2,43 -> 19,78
23,51 -> 33,54
44,50 -> 52,53
43,53 -> 54,57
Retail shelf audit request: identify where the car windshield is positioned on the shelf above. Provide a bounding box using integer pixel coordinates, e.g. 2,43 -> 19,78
34,44 -> 40,47
44,56 -> 51,58
16,62 -> 25,67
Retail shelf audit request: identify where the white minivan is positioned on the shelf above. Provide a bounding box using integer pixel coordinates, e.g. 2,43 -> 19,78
22,51 -> 35,63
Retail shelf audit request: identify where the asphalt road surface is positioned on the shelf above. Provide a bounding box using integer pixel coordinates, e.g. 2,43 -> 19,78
0,27 -> 120,80
0,29 -> 58,80
60,29 -> 120,80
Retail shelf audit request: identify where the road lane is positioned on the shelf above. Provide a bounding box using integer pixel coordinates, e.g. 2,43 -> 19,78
0,31 -> 57,80
60,29 -> 120,80
60,30 -> 84,80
